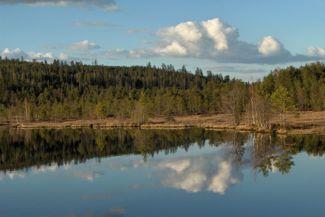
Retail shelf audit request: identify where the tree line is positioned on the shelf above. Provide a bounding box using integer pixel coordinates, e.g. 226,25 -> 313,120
0,58 -> 324,128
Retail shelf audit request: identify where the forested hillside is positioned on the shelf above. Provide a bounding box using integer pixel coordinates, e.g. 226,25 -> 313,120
0,58 -> 324,127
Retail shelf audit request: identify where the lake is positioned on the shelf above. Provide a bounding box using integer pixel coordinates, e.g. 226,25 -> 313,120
0,128 -> 324,217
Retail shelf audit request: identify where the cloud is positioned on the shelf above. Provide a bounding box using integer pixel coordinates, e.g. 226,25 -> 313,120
1,48 -> 28,59
38,40 -> 101,60
69,40 -> 100,52
1,48 -> 71,62
258,36 -> 286,57
106,18 -> 323,64
158,41 -> 188,56
74,21 -> 118,28
29,51 -> 54,60
1,48 -> 56,62
202,18 -> 237,51
307,47 -> 325,57
127,28 -> 150,34
159,21 -> 203,44
59,52 -> 68,60
206,64 -> 273,81
0,0 -> 118,12
207,65 -> 269,74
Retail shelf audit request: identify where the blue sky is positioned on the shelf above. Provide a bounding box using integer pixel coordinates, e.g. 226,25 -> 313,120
1,0 -> 325,80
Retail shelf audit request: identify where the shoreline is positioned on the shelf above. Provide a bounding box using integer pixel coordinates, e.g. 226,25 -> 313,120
3,111 -> 324,135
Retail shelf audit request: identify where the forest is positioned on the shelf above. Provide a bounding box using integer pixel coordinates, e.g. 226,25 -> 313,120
0,58 -> 324,129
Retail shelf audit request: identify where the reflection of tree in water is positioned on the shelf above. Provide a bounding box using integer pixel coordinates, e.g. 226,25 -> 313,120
251,134 -> 324,176
228,132 -> 247,164
0,128 -> 218,171
251,134 -> 292,176
285,135 -> 325,156
0,128 -> 323,175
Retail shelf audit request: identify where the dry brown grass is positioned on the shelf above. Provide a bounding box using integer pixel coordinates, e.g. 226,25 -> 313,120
11,111 -> 325,135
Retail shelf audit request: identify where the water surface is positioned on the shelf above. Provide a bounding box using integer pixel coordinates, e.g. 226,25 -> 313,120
0,128 -> 324,217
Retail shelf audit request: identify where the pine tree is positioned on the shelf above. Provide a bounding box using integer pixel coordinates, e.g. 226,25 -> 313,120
271,86 -> 296,126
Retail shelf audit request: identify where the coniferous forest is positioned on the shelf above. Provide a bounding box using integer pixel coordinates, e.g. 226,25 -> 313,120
0,58 -> 324,127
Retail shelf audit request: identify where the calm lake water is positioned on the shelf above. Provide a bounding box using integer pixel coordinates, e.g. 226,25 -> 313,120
0,128 -> 324,217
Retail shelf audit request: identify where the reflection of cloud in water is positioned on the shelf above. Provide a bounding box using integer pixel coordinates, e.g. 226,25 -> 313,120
159,159 -> 191,173
0,163 -> 61,181
107,158 -> 146,171
32,164 -> 59,173
80,194 -> 112,201
0,161 -> 104,182
0,163 -> 73,181
66,207 -> 126,217
165,171 -> 207,193
109,207 -> 126,216
0,143 -> 247,195
101,144 -> 246,195
158,145 -> 243,195
73,171 -> 103,182
0,171 -> 26,180
208,161 -> 241,194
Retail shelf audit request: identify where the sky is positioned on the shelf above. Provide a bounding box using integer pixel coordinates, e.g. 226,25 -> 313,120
1,0 -> 325,80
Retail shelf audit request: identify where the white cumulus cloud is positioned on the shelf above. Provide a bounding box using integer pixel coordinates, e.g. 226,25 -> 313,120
258,36 -> 283,56
159,21 -> 202,43
202,18 -> 238,51
106,18 -> 323,64
157,41 -> 188,56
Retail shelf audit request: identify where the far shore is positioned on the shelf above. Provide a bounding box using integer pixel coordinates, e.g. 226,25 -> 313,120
2,111 -> 324,135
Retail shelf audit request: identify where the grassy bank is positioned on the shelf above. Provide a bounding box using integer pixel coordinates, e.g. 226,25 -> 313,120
4,111 -> 324,135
